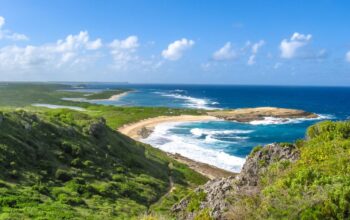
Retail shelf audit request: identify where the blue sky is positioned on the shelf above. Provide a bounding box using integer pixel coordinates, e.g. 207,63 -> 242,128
0,0 -> 349,85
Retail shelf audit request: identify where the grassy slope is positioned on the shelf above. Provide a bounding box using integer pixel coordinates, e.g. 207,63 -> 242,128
0,83 -> 207,129
0,109 -> 207,219
233,120 -> 350,219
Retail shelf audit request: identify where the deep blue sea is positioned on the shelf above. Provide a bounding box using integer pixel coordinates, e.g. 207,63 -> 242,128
67,84 -> 350,172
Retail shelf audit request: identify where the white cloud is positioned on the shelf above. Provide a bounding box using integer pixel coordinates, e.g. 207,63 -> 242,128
346,51 -> 350,63
0,31 -> 102,72
86,38 -> 102,50
212,42 -> 236,61
280,32 -> 312,59
55,31 -> 102,52
0,16 -> 28,41
247,40 -> 265,65
109,36 -> 140,69
162,38 -> 194,61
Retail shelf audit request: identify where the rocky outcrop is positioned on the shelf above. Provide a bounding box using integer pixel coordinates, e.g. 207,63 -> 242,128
173,176 -> 235,220
236,143 -> 299,187
137,126 -> 154,139
208,107 -> 318,122
172,143 -> 300,220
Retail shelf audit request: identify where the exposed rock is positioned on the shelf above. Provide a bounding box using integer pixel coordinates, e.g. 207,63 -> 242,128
89,118 -> 106,138
236,143 -> 299,187
172,143 -> 300,220
208,107 -> 318,122
137,126 -> 153,139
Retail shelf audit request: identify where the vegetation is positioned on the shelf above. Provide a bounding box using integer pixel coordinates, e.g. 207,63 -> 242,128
0,83 -> 206,129
234,120 -> 350,219
0,109 -> 207,219
2,83 -> 349,219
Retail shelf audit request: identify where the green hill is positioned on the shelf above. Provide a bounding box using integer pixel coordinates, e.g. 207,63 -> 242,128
0,109 -> 207,219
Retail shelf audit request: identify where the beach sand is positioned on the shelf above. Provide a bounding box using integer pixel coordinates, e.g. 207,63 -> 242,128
118,115 -> 237,179
107,91 -> 130,101
118,115 -> 217,140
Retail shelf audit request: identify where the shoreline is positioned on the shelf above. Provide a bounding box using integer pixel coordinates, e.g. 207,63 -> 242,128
117,107 -> 319,179
118,115 -> 217,140
93,91 -> 130,101
118,114 -> 237,179
107,91 -> 130,101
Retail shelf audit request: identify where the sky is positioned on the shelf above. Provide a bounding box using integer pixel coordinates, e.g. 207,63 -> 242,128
0,0 -> 349,86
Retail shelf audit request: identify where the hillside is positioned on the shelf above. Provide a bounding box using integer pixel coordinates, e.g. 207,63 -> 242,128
0,109 -> 207,219
173,120 -> 350,219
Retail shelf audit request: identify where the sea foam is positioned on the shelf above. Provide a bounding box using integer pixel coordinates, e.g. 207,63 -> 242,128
154,91 -> 220,110
142,122 -> 245,172
248,114 -> 335,125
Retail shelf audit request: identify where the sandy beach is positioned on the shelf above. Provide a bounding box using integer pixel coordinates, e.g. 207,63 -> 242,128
118,114 -> 237,179
107,91 -> 130,101
118,114 -> 217,140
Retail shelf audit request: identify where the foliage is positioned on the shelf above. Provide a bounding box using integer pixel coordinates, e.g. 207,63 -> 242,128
186,190 -> 207,212
237,120 -> 350,219
0,109 -> 207,219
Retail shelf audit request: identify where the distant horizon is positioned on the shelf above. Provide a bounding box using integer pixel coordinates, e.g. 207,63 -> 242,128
1,80 -> 350,88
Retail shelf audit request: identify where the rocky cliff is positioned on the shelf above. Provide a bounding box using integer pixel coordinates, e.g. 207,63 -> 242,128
172,143 -> 300,220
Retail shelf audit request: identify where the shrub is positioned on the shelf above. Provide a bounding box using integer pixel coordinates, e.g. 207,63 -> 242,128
186,191 -> 207,212
55,169 -> 72,182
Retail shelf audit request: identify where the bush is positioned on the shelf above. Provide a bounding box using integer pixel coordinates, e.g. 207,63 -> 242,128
58,193 -> 85,206
55,169 -> 72,182
71,158 -> 82,167
186,191 -> 207,212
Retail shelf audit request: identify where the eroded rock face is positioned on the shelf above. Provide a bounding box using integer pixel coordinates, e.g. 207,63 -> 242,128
237,143 -> 299,187
172,143 -> 300,220
173,177 -> 235,220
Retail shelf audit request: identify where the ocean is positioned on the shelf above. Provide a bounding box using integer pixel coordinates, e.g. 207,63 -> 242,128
69,84 -> 350,172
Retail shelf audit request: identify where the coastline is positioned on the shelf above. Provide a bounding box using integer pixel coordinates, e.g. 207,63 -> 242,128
93,91 -> 130,101
118,114 -> 237,179
117,107 -> 319,179
118,115 -> 217,140
107,91 -> 130,101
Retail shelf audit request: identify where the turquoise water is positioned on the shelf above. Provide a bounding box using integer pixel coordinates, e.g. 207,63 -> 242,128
67,84 -> 350,172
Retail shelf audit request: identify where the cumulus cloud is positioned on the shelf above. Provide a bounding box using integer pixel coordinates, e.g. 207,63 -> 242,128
280,32 -> 312,59
0,31 -> 102,72
109,35 -> 140,69
346,51 -> 350,63
247,40 -> 265,65
162,38 -> 194,61
0,16 -> 28,41
212,42 -> 236,61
